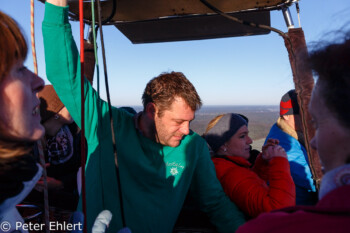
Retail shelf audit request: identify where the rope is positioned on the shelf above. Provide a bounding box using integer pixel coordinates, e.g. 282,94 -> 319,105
198,0 -> 296,108
203,0 -> 321,189
68,0 -> 116,26
199,0 -> 321,188
200,0 -> 288,39
78,0 -> 87,233
91,0 -> 108,214
30,0 -> 38,74
296,1 -> 301,27
31,1 -> 49,232
96,0 -> 127,228
199,0 -> 294,68
37,140 -> 50,233
99,0 -> 116,26
90,0 -> 100,95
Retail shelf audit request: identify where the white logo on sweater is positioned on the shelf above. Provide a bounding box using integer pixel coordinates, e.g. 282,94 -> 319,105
170,167 -> 179,176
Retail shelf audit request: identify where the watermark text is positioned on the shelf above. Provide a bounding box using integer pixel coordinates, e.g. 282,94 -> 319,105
0,221 -> 83,232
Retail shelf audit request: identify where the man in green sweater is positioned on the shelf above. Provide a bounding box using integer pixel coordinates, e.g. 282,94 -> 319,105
43,1 -> 245,232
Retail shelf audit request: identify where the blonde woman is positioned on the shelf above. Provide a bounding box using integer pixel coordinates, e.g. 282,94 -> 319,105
203,113 -> 295,218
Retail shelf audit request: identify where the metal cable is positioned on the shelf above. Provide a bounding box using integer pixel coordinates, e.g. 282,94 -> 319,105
199,0 -> 321,188
96,0 -> 127,228
69,0 -> 116,27
200,0 -> 288,39
296,1 -> 301,27
199,0 -> 296,96
90,0 -> 100,95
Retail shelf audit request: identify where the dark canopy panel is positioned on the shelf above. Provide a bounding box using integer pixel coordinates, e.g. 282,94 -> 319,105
115,11 -> 271,44
64,0 -> 289,22
39,0 -> 292,43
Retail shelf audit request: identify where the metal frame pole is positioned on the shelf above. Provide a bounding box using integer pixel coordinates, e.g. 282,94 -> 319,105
282,7 -> 295,29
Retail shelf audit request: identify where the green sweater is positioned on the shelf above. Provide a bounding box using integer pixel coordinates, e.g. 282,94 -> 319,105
42,3 -> 245,233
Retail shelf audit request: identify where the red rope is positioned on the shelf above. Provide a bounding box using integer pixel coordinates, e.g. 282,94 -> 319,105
79,1 -> 87,233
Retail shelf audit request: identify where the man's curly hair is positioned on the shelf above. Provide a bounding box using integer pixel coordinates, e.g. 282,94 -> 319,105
142,72 -> 202,116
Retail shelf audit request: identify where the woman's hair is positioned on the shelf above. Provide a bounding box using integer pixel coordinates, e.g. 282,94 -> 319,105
204,114 -> 225,135
0,11 -> 28,82
202,113 -> 248,153
309,35 -> 350,129
0,11 -> 31,157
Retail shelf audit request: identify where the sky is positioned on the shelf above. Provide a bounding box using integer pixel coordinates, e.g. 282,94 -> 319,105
1,0 -> 349,106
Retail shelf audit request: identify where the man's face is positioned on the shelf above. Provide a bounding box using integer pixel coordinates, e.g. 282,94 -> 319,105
154,97 -> 195,147
283,114 -> 303,132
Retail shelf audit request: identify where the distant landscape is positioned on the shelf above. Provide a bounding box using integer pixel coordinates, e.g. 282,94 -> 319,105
190,105 -> 279,150
128,105 -> 279,150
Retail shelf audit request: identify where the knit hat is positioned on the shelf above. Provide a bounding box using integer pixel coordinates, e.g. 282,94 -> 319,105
280,89 -> 300,116
203,113 -> 248,153
38,85 -> 64,123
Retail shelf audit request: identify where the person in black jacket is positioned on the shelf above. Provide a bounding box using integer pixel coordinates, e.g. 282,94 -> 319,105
24,85 -> 81,218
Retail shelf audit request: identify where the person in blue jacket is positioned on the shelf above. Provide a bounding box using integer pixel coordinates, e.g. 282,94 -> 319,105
265,90 -> 317,205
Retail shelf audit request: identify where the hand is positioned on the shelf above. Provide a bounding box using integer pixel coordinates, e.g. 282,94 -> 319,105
261,138 -> 279,157
263,138 -> 279,149
262,145 -> 287,161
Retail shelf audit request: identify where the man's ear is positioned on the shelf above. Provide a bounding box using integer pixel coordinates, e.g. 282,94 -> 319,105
282,115 -> 289,121
145,102 -> 156,119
